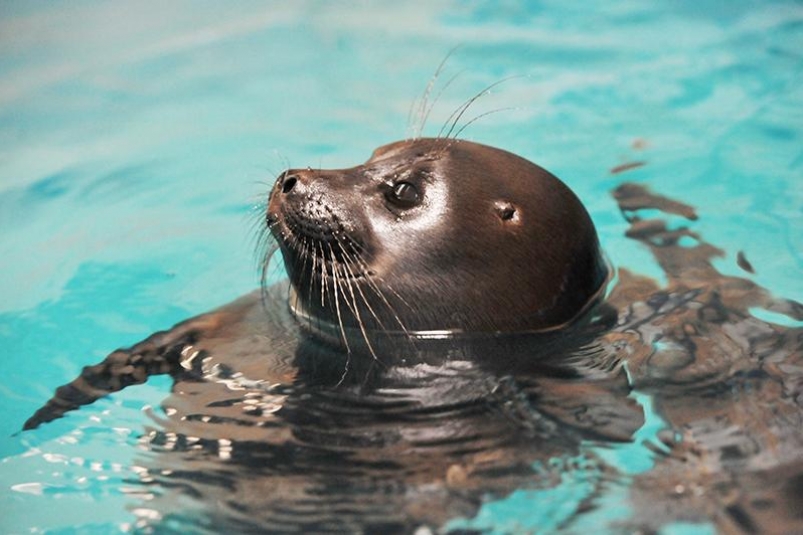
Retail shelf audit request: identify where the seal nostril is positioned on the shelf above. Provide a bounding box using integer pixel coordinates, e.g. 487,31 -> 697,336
282,176 -> 297,194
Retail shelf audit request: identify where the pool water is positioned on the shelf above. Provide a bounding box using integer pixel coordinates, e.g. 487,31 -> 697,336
1,1 -> 801,533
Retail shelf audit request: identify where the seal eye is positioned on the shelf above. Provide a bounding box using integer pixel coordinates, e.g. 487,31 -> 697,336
387,181 -> 420,208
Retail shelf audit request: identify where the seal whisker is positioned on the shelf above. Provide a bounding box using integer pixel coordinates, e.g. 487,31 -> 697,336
249,203 -> 269,250
335,241 -> 388,330
334,240 -> 393,362
317,239 -> 328,309
288,235 -> 304,324
305,235 -> 317,311
253,202 -> 280,283
259,220 -> 284,272
259,237 -> 282,304
325,244 -> 360,319
437,76 -> 521,141
312,237 -> 328,336
419,69 -> 464,139
450,106 -> 520,143
329,241 -> 382,364
343,245 -> 413,336
409,46 -> 461,140
285,226 -> 310,328
363,271 -> 416,319
343,250 -> 419,354
316,240 -> 332,327
325,245 -> 353,386
306,237 -> 325,336
326,244 -> 350,354
255,227 -> 271,275
273,152 -> 291,175
274,226 -> 295,306
284,221 -> 310,292
254,225 -> 272,268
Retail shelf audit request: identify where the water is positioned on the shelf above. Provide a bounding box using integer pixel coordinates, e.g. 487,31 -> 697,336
1,1 -> 802,533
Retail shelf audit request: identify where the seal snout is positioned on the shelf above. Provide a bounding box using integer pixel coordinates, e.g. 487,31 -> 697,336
268,169 -> 311,225
285,198 -> 344,241
268,166 -> 370,272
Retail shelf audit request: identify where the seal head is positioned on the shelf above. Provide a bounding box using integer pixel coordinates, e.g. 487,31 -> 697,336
267,138 -> 608,338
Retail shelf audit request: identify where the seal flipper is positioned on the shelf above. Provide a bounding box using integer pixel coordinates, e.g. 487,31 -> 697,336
23,289 -> 288,431
22,322 -> 204,431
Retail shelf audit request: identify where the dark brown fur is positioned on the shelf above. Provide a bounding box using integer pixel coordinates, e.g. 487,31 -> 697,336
267,138 -> 608,338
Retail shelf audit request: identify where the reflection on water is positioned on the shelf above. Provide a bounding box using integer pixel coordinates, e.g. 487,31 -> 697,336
456,183 -> 802,532
129,297 -> 640,533
603,185 -> 803,534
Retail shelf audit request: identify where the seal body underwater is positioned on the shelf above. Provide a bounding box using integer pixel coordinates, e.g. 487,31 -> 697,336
23,138 -> 803,533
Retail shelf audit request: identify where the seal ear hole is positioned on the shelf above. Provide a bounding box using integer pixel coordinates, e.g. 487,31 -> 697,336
495,202 -> 518,222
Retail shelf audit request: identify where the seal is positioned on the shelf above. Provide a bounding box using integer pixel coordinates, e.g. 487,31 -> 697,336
24,136 -> 610,428
22,137 -> 633,533
268,137 -> 609,342
22,143 -> 803,532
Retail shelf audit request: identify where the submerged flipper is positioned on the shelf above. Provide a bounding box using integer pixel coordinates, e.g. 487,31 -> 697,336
23,290 -> 281,431
23,322 -> 202,431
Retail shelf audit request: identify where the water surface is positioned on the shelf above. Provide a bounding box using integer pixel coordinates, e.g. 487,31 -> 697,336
1,1 -> 802,533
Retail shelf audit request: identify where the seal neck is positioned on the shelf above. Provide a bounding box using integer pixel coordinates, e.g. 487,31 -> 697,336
287,286 -> 460,345
286,261 -> 613,347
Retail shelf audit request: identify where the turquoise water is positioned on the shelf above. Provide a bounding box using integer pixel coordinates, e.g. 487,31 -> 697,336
1,1 -> 801,533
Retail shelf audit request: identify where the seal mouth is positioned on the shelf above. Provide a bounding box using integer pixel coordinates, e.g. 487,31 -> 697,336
295,244 -> 372,280
274,208 -> 371,281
